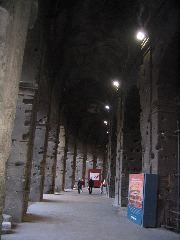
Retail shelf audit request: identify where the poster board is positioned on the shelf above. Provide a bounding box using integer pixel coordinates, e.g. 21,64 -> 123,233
127,173 -> 144,225
88,169 -> 102,187
127,173 -> 158,227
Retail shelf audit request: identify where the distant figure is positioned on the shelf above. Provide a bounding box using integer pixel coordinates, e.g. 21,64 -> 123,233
81,178 -> 85,191
100,181 -> 103,194
77,178 -> 82,194
88,178 -> 94,194
103,179 -> 107,194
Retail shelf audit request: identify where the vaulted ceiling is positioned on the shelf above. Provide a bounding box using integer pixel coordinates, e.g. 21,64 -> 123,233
47,0 -> 140,144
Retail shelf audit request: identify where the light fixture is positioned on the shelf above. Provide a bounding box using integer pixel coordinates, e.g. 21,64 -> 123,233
112,80 -> 120,89
136,30 -> 146,41
103,120 -> 108,125
105,105 -> 110,110
106,131 -> 109,134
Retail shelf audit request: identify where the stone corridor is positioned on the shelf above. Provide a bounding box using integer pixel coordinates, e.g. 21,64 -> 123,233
2,190 -> 179,240
0,0 -> 180,238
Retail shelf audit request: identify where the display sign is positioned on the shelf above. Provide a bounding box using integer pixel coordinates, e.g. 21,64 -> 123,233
127,173 -> 144,225
88,169 -> 102,187
90,172 -> 100,181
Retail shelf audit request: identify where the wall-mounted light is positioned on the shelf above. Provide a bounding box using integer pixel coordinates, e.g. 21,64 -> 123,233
136,29 -> 150,50
136,30 -> 146,41
104,120 -> 108,125
112,80 -> 120,90
105,105 -> 110,110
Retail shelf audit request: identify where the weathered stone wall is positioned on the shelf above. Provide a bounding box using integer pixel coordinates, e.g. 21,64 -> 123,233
43,88 -> 59,194
107,112 -> 117,198
29,84 -> 51,201
116,86 -> 142,206
85,150 -> 93,185
64,133 -> 75,189
75,142 -> 84,184
3,6 -> 42,221
55,125 -> 66,192
138,0 -> 179,227
4,85 -> 36,222
0,0 -> 32,231
114,92 -> 124,206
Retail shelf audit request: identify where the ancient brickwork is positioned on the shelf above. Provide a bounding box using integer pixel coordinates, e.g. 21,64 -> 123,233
3,7 -> 42,221
75,142 -> 84,183
138,1 -> 179,226
121,87 -> 142,206
55,126 -> 66,192
4,84 -> 36,222
43,90 -> 59,194
0,0 -> 32,231
29,91 -> 51,201
64,133 -> 75,189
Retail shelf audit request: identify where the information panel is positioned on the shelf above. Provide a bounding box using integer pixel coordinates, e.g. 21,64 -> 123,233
88,169 -> 102,187
127,173 -> 144,225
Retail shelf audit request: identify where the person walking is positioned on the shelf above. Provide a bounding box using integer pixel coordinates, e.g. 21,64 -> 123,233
100,181 -> 103,194
77,178 -> 82,194
81,178 -> 85,192
88,178 -> 94,194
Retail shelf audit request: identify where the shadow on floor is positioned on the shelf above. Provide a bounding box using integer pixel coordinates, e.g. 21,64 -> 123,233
23,213 -> 54,223
41,199 -> 62,203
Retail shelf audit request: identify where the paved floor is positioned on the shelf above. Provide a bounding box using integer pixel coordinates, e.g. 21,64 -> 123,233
2,189 -> 179,240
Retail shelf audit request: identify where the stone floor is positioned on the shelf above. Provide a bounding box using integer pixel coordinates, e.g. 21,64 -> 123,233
2,189 -> 179,240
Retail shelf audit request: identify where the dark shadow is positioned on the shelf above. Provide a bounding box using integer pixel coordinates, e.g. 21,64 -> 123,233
23,213 -> 55,223
41,199 -> 62,203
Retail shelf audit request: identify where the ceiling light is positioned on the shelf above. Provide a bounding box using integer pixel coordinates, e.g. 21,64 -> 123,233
136,31 -> 146,41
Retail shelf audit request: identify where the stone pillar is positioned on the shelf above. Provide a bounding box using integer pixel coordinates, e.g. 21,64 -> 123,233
0,0 -> 32,229
29,96 -> 49,202
92,145 -> 97,169
82,143 -> 87,185
43,92 -> 59,194
86,145 -> 93,180
4,84 -> 36,222
96,150 -> 104,170
107,113 -> 116,198
54,125 -> 66,192
43,126 -> 59,194
85,148 -> 93,183
3,5 -> 42,221
71,142 -> 77,189
29,81 -> 51,201
75,142 -> 84,183
64,133 -> 75,190
115,86 -> 142,206
102,152 -> 107,181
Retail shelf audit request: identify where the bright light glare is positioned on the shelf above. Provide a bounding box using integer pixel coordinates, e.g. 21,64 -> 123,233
104,120 -> 108,125
112,80 -> 120,89
106,131 -> 109,134
136,31 -> 146,41
105,105 -> 110,110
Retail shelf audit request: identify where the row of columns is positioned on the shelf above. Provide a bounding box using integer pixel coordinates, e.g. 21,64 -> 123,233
54,129 -> 105,192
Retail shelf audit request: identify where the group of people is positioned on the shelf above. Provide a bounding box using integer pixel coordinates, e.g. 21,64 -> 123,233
77,178 -> 106,195
77,178 -> 94,194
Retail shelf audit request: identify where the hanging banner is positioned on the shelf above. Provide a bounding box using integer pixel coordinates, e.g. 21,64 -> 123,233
127,173 -> 144,225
